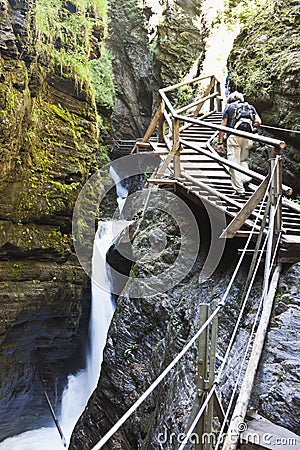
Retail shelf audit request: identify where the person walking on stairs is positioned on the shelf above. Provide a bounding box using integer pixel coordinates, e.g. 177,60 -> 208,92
217,91 -> 262,198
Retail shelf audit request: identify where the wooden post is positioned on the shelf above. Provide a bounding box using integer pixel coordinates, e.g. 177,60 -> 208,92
173,117 -> 181,178
242,196 -> 271,300
158,99 -> 166,143
209,76 -> 215,111
271,147 -> 283,237
196,304 -> 209,450
222,264 -> 282,450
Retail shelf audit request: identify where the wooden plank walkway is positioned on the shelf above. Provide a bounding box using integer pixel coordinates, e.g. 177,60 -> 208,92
242,413 -> 300,449
144,111 -> 300,263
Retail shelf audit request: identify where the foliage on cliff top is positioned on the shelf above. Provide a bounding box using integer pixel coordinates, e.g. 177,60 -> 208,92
224,0 -> 267,26
35,0 -> 114,108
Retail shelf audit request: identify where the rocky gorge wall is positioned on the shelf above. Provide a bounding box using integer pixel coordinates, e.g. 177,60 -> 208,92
69,0 -> 300,447
107,0 -> 208,140
0,0 -> 299,445
0,0 -> 112,439
227,0 -> 300,193
70,201 -> 300,449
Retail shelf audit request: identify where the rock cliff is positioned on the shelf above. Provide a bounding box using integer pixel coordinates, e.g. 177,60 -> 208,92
107,0 -> 208,140
227,0 -> 300,193
0,0 -> 111,439
69,0 -> 300,447
70,204 -> 300,449
1,0 -> 300,445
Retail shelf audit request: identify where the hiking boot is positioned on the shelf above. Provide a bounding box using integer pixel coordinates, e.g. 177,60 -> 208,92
231,191 -> 245,198
243,178 -> 252,191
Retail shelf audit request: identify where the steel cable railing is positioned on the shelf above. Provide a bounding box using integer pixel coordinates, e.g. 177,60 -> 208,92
90,162 -> 281,450
90,78 -> 285,450
179,160 -> 281,448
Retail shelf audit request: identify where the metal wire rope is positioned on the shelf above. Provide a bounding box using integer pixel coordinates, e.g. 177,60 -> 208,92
216,158 -> 280,377
178,229 -> 282,450
91,158 -> 281,450
177,160 -> 282,449
180,221 -> 270,450
214,200 -> 282,449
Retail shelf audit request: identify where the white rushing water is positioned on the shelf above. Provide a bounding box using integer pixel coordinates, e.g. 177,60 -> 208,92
0,219 -> 127,450
109,165 -> 129,213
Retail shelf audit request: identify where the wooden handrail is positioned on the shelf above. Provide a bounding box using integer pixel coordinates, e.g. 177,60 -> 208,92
177,115 -> 286,150
175,92 -> 218,114
145,74 -> 286,151
160,73 -> 219,93
180,138 -> 292,196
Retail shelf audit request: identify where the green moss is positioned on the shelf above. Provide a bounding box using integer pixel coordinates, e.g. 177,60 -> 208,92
89,46 -> 115,109
35,0 -> 111,96
228,0 -> 300,99
224,0 -> 266,27
10,263 -> 25,279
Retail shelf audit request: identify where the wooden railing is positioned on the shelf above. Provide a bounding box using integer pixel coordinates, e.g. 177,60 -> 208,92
141,74 -> 222,142
141,74 -> 293,257
138,74 -> 286,181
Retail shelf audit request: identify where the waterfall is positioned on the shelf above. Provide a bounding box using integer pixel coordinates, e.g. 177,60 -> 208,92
59,222 -> 116,441
0,173 -> 129,449
109,165 -> 129,212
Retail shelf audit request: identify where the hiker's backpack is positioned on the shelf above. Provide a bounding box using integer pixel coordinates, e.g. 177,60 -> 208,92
231,102 -> 255,133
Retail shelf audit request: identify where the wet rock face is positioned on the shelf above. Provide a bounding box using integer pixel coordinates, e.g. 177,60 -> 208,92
251,263 -> 300,432
69,199 -> 300,448
0,0 -> 103,440
227,0 -> 300,193
68,207 -> 236,449
107,0 -> 154,140
69,209 -> 211,449
0,261 -> 91,440
107,0 -> 208,140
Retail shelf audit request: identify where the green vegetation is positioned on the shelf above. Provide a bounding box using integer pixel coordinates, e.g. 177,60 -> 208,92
124,341 -> 139,362
35,0 -> 115,109
227,0 -> 300,105
89,47 -> 115,110
224,0 -> 267,26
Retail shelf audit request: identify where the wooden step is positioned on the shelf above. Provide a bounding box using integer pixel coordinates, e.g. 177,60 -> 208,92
181,163 -> 224,169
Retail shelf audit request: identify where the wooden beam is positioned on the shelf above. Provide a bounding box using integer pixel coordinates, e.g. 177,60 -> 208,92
155,149 -> 176,179
175,93 -> 217,115
160,73 -> 216,93
141,102 -> 163,143
234,230 -> 260,237
147,178 -> 176,185
222,264 -> 282,450
220,175 -> 270,238
242,413 -> 300,449
195,304 -> 210,450
173,118 -> 181,178
180,138 -> 291,195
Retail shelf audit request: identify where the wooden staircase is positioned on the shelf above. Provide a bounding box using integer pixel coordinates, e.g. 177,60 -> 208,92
140,111 -> 300,263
